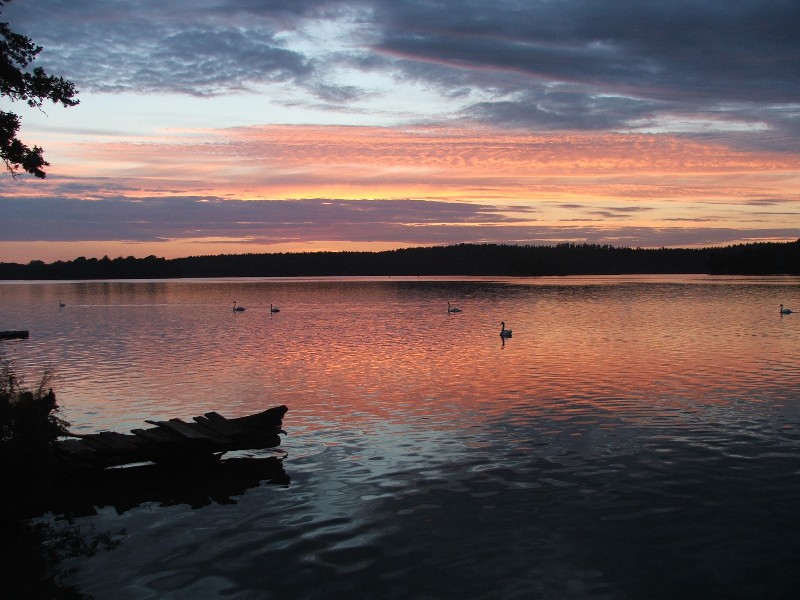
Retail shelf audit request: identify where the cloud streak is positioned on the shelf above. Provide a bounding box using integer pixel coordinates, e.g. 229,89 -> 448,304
0,197 -> 521,243
2,196 -> 793,252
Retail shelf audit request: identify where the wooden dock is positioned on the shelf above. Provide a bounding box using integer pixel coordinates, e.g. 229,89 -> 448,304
0,330 -> 29,340
56,405 -> 287,471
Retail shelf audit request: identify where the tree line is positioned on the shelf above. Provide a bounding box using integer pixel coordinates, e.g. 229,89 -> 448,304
1,241 -> 798,280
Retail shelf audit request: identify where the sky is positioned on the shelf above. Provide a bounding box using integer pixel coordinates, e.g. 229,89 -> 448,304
1,0 -> 798,263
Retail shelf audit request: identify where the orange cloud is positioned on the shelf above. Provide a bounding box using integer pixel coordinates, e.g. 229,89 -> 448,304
3,123 -> 797,262
33,125 -> 796,204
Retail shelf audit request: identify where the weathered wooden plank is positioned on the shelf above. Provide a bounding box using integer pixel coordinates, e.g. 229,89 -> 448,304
197,417 -> 248,440
78,435 -> 118,451
199,413 -> 243,436
229,405 -> 287,428
157,418 -> 216,441
54,405 -> 286,472
185,419 -> 235,445
204,411 -> 231,424
193,415 -> 231,436
98,431 -> 141,450
131,427 -> 183,443
57,439 -> 96,454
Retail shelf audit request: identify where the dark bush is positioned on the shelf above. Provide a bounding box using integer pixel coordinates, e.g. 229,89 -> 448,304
0,359 -> 69,483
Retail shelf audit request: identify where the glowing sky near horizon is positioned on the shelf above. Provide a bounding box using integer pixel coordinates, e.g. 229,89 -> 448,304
1,0 -> 798,263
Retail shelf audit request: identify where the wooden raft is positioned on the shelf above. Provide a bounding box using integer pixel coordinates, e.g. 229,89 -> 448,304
0,330 -> 29,340
56,405 -> 287,471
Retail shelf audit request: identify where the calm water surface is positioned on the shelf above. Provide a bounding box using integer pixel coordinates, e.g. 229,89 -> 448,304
2,275 -> 800,599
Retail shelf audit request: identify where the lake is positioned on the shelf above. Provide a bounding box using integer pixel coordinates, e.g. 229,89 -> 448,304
2,275 -> 800,599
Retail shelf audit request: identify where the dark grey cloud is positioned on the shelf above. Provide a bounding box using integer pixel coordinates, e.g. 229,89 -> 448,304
1,196 -> 793,251
3,0 -> 798,142
463,89 -> 662,130
0,196 -> 527,243
369,0 -> 800,143
743,198 -> 799,207
2,0 -> 331,96
373,0 -> 800,101
586,206 -> 654,219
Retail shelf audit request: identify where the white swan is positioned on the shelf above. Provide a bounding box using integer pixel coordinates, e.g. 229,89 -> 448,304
233,301 -> 245,312
780,304 -> 793,314
500,322 -> 512,337
447,302 -> 462,313
270,304 -> 280,313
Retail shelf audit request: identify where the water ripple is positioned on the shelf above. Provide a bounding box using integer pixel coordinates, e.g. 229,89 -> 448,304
4,277 -> 800,599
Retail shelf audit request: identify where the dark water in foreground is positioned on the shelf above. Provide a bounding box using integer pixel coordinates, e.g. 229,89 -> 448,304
2,275 -> 800,599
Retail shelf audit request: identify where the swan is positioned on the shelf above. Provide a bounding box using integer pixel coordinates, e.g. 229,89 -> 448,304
780,304 -> 793,314
59,300 -> 66,308
233,301 -> 245,312
270,304 -> 280,313
500,322 -> 512,337
447,302 -> 462,313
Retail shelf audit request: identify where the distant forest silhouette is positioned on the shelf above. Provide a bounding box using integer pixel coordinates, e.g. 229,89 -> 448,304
1,242 -> 798,280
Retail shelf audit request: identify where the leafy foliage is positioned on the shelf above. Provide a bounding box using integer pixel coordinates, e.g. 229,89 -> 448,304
0,357 -> 69,482
1,0 -> 79,178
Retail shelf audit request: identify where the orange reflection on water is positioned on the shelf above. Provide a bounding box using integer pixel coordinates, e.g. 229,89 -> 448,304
2,277 -> 798,437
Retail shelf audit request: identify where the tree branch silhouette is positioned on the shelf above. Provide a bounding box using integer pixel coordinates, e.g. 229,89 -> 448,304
1,0 -> 78,178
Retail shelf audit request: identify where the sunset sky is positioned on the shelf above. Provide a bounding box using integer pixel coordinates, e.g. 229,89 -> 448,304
1,0 -> 798,263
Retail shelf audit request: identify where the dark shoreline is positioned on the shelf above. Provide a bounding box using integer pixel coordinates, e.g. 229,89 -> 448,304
1,241 -> 798,280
